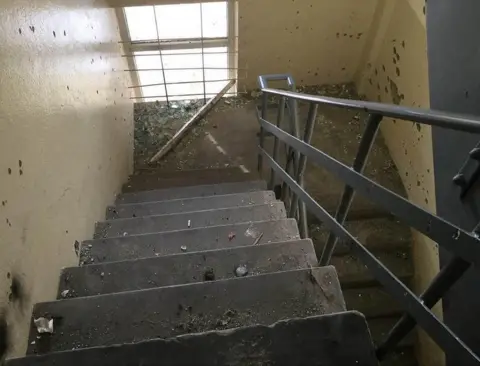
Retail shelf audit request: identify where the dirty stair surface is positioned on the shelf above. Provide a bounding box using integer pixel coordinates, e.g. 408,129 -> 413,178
9,167 -> 381,365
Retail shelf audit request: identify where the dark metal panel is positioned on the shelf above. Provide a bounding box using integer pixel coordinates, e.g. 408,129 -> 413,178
427,1 -> 480,365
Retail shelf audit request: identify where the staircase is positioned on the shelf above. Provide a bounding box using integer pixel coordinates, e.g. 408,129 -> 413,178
7,167 -> 379,366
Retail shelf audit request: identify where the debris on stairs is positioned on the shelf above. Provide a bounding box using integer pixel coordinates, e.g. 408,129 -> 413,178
6,167 -> 379,365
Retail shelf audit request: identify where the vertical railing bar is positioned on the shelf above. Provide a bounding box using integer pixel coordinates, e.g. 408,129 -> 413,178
152,6 -> 169,106
319,113 -> 383,265
199,3 -> 207,104
289,103 -> 319,219
257,92 -> 268,175
376,256 -> 471,360
268,97 -> 286,190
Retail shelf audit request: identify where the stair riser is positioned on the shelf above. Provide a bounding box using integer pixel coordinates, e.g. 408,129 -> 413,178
29,267 -> 345,354
94,203 -> 286,238
60,240 -> 317,298
117,181 -> 267,204
107,191 -> 276,219
82,219 -> 300,264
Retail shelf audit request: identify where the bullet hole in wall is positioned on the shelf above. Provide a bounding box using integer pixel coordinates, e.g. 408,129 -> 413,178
19,169 -> 23,176
7,168 -> 11,175
8,276 -> 23,304
382,65 -> 386,72
64,30 -> 67,36
18,28 -> 22,34
29,26 -> 35,33
396,67 -> 401,77
402,40 -> 406,48
67,85 -> 69,90
0,313 -> 8,361
18,160 -> 22,168
53,31 -> 56,37
465,90 -> 469,99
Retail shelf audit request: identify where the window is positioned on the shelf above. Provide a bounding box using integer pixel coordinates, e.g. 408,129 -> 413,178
123,2 -> 236,102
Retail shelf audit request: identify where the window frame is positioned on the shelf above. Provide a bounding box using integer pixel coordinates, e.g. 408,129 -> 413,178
121,0 -> 236,102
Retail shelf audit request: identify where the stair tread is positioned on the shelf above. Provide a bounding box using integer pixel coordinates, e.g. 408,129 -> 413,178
94,203 -> 286,238
81,219 -> 300,264
116,180 -> 267,204
60,239 -> 317,298
123,169 -> 258,193
28,267 -> 345,354
10,312 -> 378,366
311,217 -> 412,256
107,191 -> 276,219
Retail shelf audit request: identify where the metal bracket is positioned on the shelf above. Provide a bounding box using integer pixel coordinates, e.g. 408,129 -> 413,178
453,141 -> 480,199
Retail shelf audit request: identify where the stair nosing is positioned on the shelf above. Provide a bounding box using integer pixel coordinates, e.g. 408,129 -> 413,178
71,238 -> 313,269
42,266 -> 334,304
109,190 -> 275,208
84,218 -> 299,245
100,202 -> 285,224
117,180 -> 266,197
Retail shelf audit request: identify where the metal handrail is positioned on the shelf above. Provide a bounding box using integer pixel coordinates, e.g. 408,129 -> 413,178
256,74 -> 480,364
262,87 -> 480,133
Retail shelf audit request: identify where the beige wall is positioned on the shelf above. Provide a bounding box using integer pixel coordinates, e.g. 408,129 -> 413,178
0,1 -> 133,358
238,0 -> 379,90
356,1 -> 443,365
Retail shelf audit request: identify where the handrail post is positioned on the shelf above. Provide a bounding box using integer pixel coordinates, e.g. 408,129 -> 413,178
319,113 -> 383,265
268,97 -> 286,190
257,92 -> 268,175
376,256 -> 470,360
289,103 -> 319,238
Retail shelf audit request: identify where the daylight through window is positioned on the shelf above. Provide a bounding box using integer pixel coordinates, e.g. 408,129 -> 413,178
124,2 -> 235,102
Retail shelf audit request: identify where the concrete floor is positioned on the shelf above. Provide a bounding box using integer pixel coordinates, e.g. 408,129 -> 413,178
141,89 -> 406,217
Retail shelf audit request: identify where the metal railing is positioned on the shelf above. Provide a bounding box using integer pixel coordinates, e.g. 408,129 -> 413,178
256,74 -> 480,364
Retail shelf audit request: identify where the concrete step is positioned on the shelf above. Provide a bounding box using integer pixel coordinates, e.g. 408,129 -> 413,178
10,312 -> 378,366
344,286 -> 402,319
28,266 -> 345,354
330,249 -> 413,289
311,217 -> 412,256
116,180 -> 267,204
131,166 -> 252,180
94,203 -> 286,238
81,219 -> 300,264
123,169 -> 258,193
60,239 -> 317,298
107,191 -> 276,219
